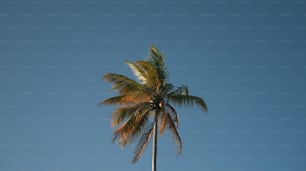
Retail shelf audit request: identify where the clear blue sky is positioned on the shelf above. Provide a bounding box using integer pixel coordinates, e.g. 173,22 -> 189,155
1,0 -> 306,171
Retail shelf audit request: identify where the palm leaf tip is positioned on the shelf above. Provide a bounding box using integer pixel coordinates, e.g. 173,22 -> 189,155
148,45 -> 165,66
194,97 -> 208,112
132,124 -> 154,163
166,113 -> 182,154
99,96 -> 123,105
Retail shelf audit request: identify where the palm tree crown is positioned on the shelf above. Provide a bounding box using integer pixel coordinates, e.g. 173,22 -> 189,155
100,45 -> 207,166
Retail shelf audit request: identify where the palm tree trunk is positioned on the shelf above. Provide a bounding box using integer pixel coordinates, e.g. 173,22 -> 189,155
152,109 -> 158,171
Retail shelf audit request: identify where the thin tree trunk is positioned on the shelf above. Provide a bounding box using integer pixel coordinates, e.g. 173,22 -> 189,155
152,109 -> 158,171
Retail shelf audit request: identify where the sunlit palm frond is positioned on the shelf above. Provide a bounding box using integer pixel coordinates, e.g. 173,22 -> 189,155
127,60 -> 160,89
168,94 -> 207,112
135,61 -> 160,88
132,123 -> 154,163
126,61 -> 148,84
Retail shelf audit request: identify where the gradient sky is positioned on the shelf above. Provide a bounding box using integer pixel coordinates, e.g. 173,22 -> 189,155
1,0 -> 306,171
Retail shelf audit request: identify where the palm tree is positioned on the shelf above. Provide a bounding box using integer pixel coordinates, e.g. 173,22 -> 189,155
100,45 -> 207,171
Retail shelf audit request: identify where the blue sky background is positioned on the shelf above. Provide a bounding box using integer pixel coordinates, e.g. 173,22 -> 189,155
1,0 -> 306,171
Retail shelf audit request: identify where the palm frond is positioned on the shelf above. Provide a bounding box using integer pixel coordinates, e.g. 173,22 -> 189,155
149,45 -> 164,69
126,61 -> 148,84
103,73 -> 143,94
166,113 -> 182,154
168,94 -> 208,111
158,109 -> 168,136
98,95 -> 126,106
148,45 -> 168,82
165,103 -> 179,128
127,60 -> 160,89
113,104 -> 151,147
132,123 -> 154,163
100,91 -> 151,106
111,103 -> 150,128
168,85 -> 189,96
135,61 -> 160,88
160,83 -> 174,96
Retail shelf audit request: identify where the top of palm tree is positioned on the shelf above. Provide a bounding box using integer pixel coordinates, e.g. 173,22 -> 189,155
100,45 -> 207,164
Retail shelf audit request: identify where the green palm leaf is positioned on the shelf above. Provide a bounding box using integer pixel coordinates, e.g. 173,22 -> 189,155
168,85 -> 189,96
168,94 -> 208,112
148,45 -> 168,83
103,73 -> 144,94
